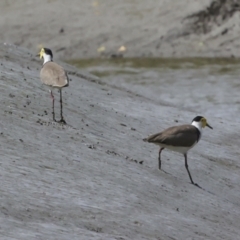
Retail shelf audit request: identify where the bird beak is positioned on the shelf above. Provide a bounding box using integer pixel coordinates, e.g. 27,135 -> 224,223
206,123 -> 213,129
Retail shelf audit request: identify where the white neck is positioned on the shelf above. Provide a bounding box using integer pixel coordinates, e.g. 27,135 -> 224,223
42,53 -> 52,64
191,121 -> 203,135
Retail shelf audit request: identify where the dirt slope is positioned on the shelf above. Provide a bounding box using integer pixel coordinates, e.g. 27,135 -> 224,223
0,44 -> 240,239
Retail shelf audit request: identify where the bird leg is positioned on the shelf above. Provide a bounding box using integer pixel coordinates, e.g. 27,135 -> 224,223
50,90 -> 56,122
184,153 -> 196,185
158,147 -> 164,169
59,89 -> 66,124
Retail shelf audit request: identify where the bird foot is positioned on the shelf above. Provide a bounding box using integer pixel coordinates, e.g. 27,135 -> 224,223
192,182 -> 202,189
159,168 -> 170,175
57,118 -> 67,125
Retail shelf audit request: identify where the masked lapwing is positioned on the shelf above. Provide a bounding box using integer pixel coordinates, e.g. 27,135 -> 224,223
38,48 -> 69,123
143,116 -> 213,186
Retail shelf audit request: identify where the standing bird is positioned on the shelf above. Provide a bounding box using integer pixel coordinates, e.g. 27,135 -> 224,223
143,116 -> 213,186
39,48 -> 69,123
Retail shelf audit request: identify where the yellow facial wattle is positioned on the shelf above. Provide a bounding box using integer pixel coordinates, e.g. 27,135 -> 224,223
201,118 -> 207,128
202,117 -> 213,129
39,48 -> 45,59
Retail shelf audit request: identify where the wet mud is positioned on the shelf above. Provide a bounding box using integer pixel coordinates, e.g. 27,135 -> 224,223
0,44 -> 240,239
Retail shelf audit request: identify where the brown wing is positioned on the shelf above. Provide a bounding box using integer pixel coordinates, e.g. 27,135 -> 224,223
40,62 -> 69,88
143,124 -> 200,147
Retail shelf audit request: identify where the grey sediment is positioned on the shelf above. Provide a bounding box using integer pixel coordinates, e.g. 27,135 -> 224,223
1,0 -> 240,239
0,43 -> 240,240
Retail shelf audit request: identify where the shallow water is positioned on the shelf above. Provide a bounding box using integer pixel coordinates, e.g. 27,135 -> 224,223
70,58 -> 240,121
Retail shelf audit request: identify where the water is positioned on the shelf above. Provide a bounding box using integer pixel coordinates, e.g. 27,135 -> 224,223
69,58 -> 240,120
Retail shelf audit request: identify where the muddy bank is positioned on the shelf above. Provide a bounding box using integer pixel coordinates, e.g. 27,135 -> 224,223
0,0 -> 240,59
0,44 -> 240,239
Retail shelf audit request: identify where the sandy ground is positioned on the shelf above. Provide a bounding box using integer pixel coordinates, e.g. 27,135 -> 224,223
1,0 -> 240,59
1,1 -> 240,239
0,43 -> 240,240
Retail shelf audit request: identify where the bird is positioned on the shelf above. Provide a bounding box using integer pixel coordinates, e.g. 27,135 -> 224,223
143,116 -> 213,186
38,47 -> 69,124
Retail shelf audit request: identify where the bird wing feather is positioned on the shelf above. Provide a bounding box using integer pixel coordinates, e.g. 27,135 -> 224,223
40,62 -> 69,88
144,125 -> 200,147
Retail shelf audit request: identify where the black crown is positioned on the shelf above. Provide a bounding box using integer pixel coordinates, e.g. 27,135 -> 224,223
44,48 -> 53,58
192,116 -> 204,122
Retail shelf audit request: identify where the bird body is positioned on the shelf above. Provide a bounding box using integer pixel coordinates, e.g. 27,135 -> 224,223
40,61 -> 69,89
143,116 -> 213,186
143,124 -> 201,154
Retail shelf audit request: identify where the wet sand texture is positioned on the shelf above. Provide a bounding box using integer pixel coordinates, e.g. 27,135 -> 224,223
0,44 -> 240,239
0,0 -> 240,59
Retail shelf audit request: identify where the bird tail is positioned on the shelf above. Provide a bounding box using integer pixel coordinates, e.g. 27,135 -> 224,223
143,138 -> 148,142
